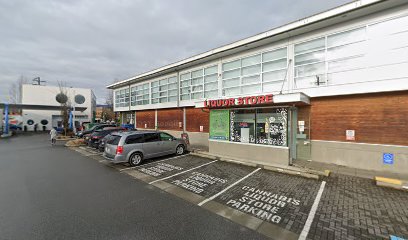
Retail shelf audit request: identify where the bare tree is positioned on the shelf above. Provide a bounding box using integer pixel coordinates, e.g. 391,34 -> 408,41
57,81 -> 71,136
104,78 -> 121,122
8,82 -> 18,104
8,75 -> 27,104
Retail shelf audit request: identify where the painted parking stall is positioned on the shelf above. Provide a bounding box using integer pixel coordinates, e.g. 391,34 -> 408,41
138,162 -> 183,177
214,169 -> 322,235
163,161 -> 256,198
134,155 -> 211,179
70,147 -> 408,239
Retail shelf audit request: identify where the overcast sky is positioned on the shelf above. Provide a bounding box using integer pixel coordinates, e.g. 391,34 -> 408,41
0,0 -> 351,104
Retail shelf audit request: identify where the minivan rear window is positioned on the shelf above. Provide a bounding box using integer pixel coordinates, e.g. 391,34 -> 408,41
125,134 -> 143,144
107,135 -> 121,145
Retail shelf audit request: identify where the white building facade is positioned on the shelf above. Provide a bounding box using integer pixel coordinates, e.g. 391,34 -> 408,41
108,0 -> 408,174
21,84 -> 96,131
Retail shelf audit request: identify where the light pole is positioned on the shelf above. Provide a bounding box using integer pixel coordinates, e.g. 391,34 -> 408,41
70,88 -> 76,134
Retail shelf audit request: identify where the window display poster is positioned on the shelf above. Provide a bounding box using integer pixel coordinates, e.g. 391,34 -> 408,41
209,110 -> 230,140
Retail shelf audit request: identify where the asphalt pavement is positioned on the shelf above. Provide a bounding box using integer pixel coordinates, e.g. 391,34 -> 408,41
0,133 -> 268,240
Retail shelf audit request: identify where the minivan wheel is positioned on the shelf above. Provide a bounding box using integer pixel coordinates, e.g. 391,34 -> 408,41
129,152 -> 143,166
176,145 -> 185,155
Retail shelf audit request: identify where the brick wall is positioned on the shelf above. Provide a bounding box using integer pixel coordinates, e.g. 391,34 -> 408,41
186,107 -> 209,133
136,110 -> 155,129
310,91 -> 408,146
157,108 -> 183,131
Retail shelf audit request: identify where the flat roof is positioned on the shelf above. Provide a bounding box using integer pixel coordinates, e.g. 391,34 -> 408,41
107,0 -> 405,89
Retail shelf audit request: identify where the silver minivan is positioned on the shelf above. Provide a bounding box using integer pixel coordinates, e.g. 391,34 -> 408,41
103,131 -> 188,166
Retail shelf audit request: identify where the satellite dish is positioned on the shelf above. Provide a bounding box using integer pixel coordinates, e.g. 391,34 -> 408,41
74,94 -> 85,104
56,93 -> 68,104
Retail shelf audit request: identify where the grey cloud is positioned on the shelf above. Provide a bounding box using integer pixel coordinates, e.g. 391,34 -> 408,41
0,0 -> 351,103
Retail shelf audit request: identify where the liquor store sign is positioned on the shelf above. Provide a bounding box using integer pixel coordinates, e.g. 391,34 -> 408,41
204,94 -> 273,108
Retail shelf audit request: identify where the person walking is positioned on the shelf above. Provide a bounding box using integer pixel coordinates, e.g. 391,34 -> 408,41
50,128 -> 57,146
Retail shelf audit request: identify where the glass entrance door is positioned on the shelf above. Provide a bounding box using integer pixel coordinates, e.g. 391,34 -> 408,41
295,106 -> 311,161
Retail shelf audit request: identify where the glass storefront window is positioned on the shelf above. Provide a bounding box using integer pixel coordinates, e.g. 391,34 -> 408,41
215,107 -> 288,147
256,108 -> 288,146
230,109 -> 256,143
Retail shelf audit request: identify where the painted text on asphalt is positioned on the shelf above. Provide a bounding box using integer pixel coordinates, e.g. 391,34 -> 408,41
226,186 -> 300,223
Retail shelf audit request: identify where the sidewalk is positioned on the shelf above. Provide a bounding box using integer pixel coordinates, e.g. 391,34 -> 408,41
293,159 -> 408,181
190,147 -> 408,190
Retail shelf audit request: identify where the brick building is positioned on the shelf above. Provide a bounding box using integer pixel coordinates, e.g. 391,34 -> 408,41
108,0 -> 408,174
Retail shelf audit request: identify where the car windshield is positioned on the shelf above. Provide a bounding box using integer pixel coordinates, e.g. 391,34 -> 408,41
107,135 -> 121,145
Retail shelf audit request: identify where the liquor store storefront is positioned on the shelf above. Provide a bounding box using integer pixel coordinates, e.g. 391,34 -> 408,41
202,93 -> 310,167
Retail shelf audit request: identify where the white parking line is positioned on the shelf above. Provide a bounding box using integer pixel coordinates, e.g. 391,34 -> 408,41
149,160 -> 218,184
119,154 -> 191,172
197,168 -> 261,207
298,181 -> 326,240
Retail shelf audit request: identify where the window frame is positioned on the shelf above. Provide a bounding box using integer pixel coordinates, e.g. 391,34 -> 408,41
221,47 -> 288,97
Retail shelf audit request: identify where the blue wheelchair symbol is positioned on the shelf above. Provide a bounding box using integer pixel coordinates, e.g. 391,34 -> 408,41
383,153 -> 394,165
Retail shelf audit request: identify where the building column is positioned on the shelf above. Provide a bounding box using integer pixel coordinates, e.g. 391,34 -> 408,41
134,111 -> 137,127
183,107 -> 186,133
155,109 -> 158,130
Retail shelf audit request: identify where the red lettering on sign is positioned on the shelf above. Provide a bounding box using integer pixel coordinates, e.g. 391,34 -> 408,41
265,94 -> 273,103
204,94 -> 273,108
258,95 -> 265,104
251,96 -> 257,104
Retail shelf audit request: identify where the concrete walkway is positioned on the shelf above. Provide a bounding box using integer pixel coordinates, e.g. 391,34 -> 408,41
293,159 -> 408,181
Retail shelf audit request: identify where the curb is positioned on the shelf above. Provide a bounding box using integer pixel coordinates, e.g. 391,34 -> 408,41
375,177 -> 408,191
190,150 -> 328,180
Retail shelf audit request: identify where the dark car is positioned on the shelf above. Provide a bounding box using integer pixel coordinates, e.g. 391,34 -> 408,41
98,134 -> 115,152
77,124 -> 116,138
88,127 -> 127,148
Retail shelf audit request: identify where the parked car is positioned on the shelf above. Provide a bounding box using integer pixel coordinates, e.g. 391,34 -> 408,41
98,128 -> 139,152
83,125 -> 120,144
87,127 -> 127,148
98,134 -> 114,152
104,131 -> 188,166
76,124 -> 116,138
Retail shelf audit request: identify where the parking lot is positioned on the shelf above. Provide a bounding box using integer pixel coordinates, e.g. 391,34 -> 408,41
74,145 -> 408,240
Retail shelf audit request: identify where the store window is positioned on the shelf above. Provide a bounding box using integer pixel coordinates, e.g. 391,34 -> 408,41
255,108 -> 288,146
130,86 -> 136,106
115,89 -> 129,108
230,109 -> 256,143
131,83 -> 149,106
180,65 -> 219,101
294,37 -> 326,88
222,47 -> 288,97
214,107 -> 288,147
151,76 -> 178,104
294,15 -> 408,88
